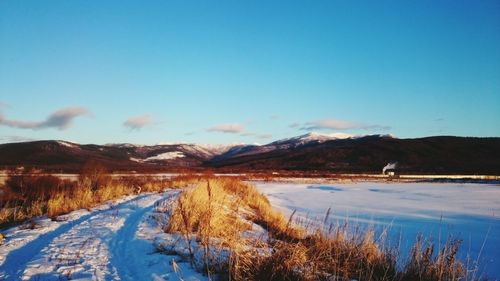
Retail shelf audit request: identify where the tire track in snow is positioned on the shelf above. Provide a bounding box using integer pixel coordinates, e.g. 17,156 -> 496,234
108,191 -> 179,281
108,190 -> 208,281
108,202 -> 158,280
0,194 -> 151,281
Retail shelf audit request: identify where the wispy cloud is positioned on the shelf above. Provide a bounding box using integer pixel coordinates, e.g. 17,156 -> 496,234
299,118 -> 391,131
239,132 -> 273,139
257,133 -> 272,139
289,122 -> 301,128
270,115 -> 280,120
0,107 -> 89,130
207,123 -> 245,134
0,135 -> 37,143
123,114 -> 155,130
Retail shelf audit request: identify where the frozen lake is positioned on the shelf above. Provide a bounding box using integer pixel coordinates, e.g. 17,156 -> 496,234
255,181 -> 500,280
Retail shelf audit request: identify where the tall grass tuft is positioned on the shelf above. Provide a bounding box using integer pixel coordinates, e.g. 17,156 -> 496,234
164,177 -> 477,281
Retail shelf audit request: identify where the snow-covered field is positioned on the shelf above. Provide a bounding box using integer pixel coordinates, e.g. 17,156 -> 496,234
255,181 -> 500,280
0,191 -> 207,281
2,182 -> 499,280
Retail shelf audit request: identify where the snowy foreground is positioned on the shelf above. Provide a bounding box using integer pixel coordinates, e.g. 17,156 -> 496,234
0,191 -> 208,281
1,182 -> 499,280
255,182 -> 500,280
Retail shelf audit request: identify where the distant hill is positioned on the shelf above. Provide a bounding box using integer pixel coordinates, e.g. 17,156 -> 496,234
207,135 -> 500,174
0,134 -> 499,174
0,140 -> 240,172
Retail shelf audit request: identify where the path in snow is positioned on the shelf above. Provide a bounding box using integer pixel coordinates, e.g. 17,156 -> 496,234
109,198 -> 159,280
0,194 -> 150,280
0,191 -> 208,281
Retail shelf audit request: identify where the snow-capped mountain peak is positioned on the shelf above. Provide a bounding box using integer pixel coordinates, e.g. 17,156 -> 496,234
105,143 -> 145,148
268,132 -> 353,148
297,132 -> 353,141
56,140 -> 80,148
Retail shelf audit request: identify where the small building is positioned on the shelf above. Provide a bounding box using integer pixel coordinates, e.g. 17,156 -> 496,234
382,162 -> 399,177
386,170 -> 396,176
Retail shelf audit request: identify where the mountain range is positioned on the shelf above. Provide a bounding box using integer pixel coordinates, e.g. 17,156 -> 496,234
1,133 -> 499,174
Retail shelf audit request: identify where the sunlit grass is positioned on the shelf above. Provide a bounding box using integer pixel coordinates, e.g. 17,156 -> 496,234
164,177 -> 474,281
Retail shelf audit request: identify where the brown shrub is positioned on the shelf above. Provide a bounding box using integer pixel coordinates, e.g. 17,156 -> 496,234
0,170 -> 184,227
79,160 -> 111,192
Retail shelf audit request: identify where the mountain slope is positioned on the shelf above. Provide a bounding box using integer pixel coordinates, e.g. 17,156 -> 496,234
0,135 -> 499,174
206,136 -> 500,174
0,141 -> 239,172
210,132 -> 356,162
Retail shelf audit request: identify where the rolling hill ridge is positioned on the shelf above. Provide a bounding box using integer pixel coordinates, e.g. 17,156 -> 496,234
0,133 -> 499,174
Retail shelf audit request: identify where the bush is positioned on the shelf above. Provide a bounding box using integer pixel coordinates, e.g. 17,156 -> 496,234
79,160 -> 111,192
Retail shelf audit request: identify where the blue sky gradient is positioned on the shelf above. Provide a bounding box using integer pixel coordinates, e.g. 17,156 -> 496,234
1,0 -> 499,144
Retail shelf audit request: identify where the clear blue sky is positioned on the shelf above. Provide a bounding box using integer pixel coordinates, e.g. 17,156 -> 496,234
1,0 -> 499,144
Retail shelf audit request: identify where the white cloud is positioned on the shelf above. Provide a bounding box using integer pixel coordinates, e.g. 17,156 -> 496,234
300,118 -> 391,131
0,106 -> 89,130
257,133 -> 273,139
207,123 -> 245,134
123,114 -> 154,130
239,132 -> 273,139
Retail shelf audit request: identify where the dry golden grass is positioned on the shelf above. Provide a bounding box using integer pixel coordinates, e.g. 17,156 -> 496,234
164,177 -> 475,281
0,170 -> 200,228
0,174 -> 136,225
167,179 -> 250,246
0,171 -> 221,228
166,177 -> 302,243
401,236 -> 465,281
165,173 -> 205,189
0,171 -> 477,281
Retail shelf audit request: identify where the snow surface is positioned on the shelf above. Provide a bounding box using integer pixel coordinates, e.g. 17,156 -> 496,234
257,132 -> 394,151
145,152 -> 185,161
151,143 -> 242,157
105,143 -> 146,148
255,182 -> 500,280
57,141 -> 78,148
266,132 -> 351,150
272,132 -> 353,144
195,143 -> 244,155
3,181 -> 498,280
0,191 -> 208,281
